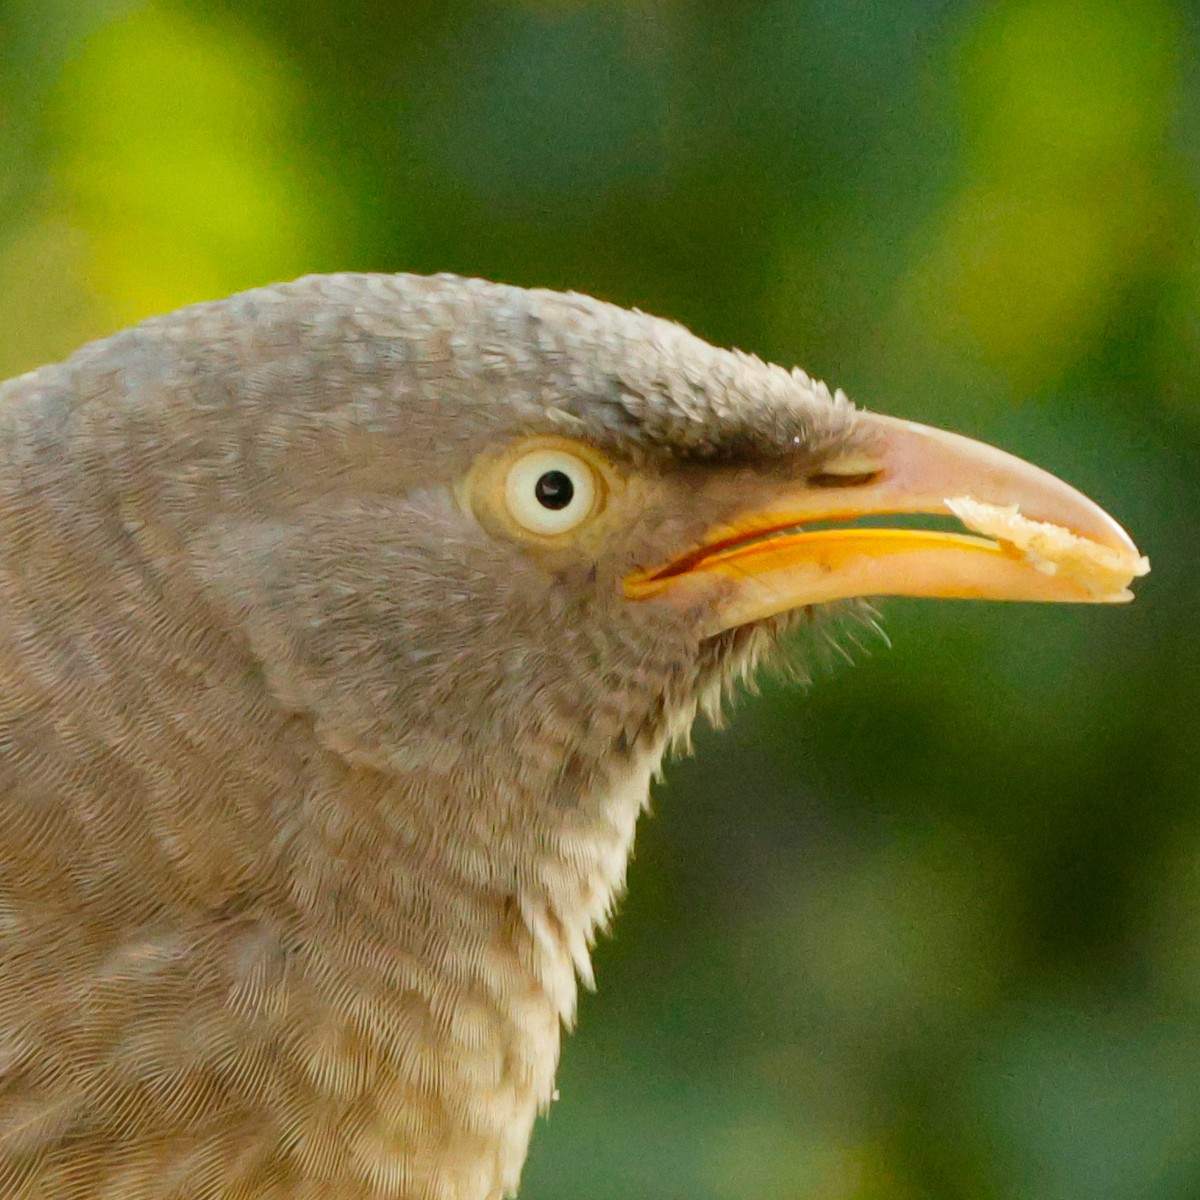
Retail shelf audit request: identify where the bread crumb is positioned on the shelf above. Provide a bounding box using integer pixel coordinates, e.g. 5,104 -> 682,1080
946,497 -> 1150,599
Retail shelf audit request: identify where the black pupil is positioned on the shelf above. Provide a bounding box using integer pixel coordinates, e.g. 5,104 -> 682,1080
534,470 -> 575,510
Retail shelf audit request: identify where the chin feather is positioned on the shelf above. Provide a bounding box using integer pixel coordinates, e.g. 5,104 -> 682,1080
690,599 -> 888,735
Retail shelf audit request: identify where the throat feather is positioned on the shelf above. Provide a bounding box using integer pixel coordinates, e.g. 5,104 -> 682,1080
519,745 -> 661,1026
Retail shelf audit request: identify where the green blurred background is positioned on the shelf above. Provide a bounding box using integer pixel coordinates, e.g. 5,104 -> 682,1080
1,1 -> 1197,1196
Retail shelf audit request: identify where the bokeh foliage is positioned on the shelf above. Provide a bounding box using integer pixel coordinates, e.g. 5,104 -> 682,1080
0,1 -> 1197,1196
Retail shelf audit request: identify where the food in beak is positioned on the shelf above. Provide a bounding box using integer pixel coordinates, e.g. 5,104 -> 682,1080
946,496 -> 1150,600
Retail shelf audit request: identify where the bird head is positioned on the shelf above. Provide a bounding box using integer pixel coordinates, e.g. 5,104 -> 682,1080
150,273 -> 1144,857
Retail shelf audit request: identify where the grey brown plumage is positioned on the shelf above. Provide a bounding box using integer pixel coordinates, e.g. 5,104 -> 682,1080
0,273 -> 1143,1199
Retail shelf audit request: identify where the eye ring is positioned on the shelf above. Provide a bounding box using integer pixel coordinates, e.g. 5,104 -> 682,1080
504,448 -> 599,536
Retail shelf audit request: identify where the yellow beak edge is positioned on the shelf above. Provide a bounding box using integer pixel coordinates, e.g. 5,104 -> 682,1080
626,414 -> 1149,636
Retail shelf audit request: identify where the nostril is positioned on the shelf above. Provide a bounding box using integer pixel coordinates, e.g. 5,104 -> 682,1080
806,469 -> 881,488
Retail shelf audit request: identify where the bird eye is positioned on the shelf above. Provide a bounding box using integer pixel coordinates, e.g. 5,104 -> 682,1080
504,448 -> 598,536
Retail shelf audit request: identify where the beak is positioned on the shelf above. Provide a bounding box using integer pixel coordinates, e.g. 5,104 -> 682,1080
626,413 -> 1149,635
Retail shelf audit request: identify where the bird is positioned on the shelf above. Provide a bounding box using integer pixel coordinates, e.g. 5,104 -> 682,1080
0,272 -> 1144,1200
